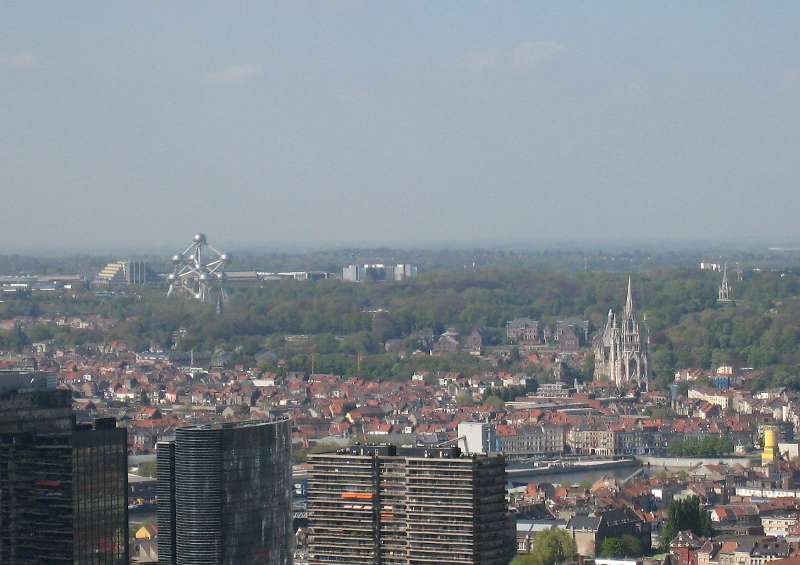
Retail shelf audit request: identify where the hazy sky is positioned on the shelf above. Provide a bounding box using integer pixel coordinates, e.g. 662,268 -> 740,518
2,3 -> 799,251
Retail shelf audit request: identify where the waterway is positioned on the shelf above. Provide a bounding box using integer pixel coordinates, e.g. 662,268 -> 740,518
507,464 -> 646,487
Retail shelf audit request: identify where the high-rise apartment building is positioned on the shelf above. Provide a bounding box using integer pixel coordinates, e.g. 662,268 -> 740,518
0,371 -> 128,565
308,445 -> 512,565
157,418 -> 293,565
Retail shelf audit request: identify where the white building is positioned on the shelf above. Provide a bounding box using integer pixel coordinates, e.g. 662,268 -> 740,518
458,422 -> 496,455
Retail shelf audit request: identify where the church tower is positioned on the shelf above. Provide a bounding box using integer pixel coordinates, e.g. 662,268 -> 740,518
593,276 -> 650,390
718,263 -> 733,303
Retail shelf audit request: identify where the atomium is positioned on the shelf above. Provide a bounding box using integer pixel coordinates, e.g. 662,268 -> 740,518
167,233 -> 230,309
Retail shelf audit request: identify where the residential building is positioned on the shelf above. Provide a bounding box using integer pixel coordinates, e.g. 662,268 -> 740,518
307,444 -> 512,565
467,329 -> 484,355
535,382 -> 574,398
497,425 -> 565,459
761,514 -> 799,538
670,530 -> 704,565
507,319 -> 540,345
568,427 -> 618,456
567,509 -> 651,557
688,386 -> 731,411
431,330 -> 460,354
516,521 -> 566,553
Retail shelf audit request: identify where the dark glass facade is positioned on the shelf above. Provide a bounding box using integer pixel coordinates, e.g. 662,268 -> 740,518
0,388 -> 74,564
73,418 -> 129,565
158,417 -> 293,565
0,373 -> 128,565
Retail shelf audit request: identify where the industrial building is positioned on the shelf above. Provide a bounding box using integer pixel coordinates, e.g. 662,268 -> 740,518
0,274 -> 86,294
157,417 -> 293,565
307,444 -> 512,565
0,371 -> 128,565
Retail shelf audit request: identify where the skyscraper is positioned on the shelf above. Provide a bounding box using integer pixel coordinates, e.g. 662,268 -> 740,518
73,418 -> 129,564
307,445 -> 512,565
157,418 -> 293,565
0,370 -> 128,565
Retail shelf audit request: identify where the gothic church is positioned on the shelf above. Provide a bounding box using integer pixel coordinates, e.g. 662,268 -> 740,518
593,277 -> 649,390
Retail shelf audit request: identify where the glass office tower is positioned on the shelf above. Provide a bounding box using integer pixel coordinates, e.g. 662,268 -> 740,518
73,418 -> 129,564
0,371 -> 128,565
157,417 -> 293,565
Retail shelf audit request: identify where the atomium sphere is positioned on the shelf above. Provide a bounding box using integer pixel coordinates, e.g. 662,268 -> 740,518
168,232 -> 227,306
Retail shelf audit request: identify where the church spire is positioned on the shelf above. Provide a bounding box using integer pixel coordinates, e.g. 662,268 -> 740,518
624,276 -> 634,317
718,263 -> 733,303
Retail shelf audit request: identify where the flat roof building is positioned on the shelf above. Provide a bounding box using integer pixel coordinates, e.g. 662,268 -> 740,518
308,444 -> 512,565
0,371 -> 128,565
157,417 -> 293,565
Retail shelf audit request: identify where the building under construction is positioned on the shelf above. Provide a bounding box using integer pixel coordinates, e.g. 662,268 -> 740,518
307,445 -> 512,565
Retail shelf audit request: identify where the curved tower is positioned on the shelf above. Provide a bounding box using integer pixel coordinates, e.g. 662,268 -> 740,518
158,418 -> 292,565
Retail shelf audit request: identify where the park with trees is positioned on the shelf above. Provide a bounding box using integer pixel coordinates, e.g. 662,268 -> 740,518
2,263 -> 800,390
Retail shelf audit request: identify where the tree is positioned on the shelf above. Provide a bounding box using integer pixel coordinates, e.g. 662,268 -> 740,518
371,312 -> 397,343
512,529 -> 577,565
581,355 -> 595,381
668,436 -> 732,457
136,461 -> 157,478
482,395 -> 505,410
660,496 -> 712,550
597,535 -> 643,557
598,537 -> 625,557
622,535 -> 644,557
455,392 -> 476,407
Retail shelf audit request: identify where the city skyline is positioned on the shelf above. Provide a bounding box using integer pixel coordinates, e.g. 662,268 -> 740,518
2,3 -> 800,249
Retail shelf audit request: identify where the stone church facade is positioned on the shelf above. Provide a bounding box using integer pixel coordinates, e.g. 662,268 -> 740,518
593,277 -> 649,390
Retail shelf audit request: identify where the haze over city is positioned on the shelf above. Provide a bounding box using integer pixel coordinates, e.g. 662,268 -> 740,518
8,6 -> 800,565
2,2 -> 800,250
